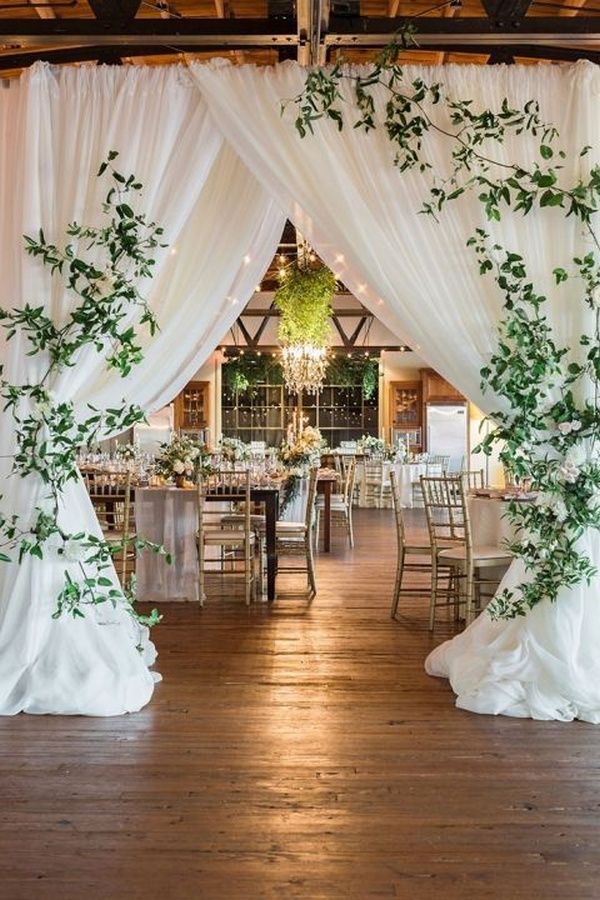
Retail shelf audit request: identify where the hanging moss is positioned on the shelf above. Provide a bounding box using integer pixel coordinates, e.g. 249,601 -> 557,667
274,262 -> 336,348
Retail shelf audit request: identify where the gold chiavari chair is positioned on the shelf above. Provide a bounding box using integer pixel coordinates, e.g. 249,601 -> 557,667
86,470 -> 136,588
316,455 -> 356,548
421,474 -> 513,631
363,459 -> 391,508
389,469 -> 432,619
196,470 -> 256,607
461,469 -> 485,490
273,466 -> 319,597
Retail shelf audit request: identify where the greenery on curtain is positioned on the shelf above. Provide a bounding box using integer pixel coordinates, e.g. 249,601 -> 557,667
288,31 -> 600,619
0,153 -> 166,625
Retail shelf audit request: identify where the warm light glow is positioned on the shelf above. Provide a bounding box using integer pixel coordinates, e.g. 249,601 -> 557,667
335,253 -> 345,264
281,343 -> 328,395
243,254 -> 251,265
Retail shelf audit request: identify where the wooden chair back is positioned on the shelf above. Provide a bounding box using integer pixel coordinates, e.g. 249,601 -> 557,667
197,469 -> 251,537
421,474 -> 472,555
461,469 -> 485,490
343,456 -> 357,508
305,467 -> 320,531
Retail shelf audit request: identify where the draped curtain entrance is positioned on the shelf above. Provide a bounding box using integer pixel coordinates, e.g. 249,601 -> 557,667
0,59 -> 598,717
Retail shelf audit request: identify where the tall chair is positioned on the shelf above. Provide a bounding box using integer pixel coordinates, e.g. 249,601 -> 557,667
316,455 -> 356,548
461,468 -> 485,490
273,466 -> 319,596
389,469 -> 432,618
421,474 -> 513,631
86,470 -> 135,589
363,460 -> 391,508
196,470 -> 256,607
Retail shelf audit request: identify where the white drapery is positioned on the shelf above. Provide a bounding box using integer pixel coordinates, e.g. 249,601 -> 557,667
191,59 -> 600,722
192,59 -> 600,408
0,63 -> 284,715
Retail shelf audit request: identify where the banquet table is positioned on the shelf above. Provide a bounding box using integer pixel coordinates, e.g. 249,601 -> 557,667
355,461 -> 440,508
135,484 -> 280,604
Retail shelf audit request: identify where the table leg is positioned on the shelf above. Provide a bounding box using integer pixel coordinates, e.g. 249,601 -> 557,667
265,493 -> 277,602
323,482 -> 332,553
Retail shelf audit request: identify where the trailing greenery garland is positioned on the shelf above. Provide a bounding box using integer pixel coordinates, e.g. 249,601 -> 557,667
287,31 -> 600,619
0,152 -> 167,625
274,260 -> 336,348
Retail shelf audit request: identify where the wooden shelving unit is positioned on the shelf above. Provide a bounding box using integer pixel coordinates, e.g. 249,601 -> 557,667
174,380 -> 209,432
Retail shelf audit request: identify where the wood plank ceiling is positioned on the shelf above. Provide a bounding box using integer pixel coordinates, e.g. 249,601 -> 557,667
0,0 -> 598,77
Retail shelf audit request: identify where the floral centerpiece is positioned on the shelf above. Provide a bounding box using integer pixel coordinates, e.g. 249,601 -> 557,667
114,441 -> 141,465
219,436 -> 251,464
155,434 -> 210,486
358,435 -> 386,457
279,424 -> 323,513
280,424 -> 323,470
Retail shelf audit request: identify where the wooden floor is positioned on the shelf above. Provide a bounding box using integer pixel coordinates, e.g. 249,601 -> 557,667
2,509 -> 600,900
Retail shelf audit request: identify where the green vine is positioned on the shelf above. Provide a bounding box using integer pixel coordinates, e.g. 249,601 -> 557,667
288,30 -> 600,620
0,152 -> 166,625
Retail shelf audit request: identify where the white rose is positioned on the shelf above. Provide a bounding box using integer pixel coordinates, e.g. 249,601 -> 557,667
172,460 -> 185,475
570,420 -> 582,432
557,461 -> 580,484
63,539 -> 87,563
558,422 -> 573,435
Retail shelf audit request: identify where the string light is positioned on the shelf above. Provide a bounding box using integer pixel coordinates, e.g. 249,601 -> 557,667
243,254 -> 251,265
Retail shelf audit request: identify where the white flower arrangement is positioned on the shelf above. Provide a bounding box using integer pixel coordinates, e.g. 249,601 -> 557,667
279,425 -> 323,469
357,435 -> 386,456
155,434 -> 209,482
219,436 -> 251,463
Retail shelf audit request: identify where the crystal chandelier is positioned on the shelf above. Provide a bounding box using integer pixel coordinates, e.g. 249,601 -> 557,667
281,343 -> 329,395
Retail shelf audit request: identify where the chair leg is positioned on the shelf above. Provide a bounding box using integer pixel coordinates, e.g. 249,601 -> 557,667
306,539 -> 317,596
198,538 -> 206,609
464,564 -> 475,625
429,555 -> 438,632
390,548 -> 405,619
347,507 -> 354,548
245,542 -> 252,607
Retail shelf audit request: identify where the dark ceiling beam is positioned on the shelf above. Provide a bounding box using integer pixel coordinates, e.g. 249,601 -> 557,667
241,307 -> 374,316
1,39 -> 597,71
87,0 -> 141,20
487,46 -> 516,62
0,44 -> 272,69
0,17 -> 296,43
481,0 -> 533,25
325,15 -> 600,44
426,41 -> 600,61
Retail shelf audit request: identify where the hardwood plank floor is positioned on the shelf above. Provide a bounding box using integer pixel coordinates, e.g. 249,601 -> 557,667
1,508 -> 600,899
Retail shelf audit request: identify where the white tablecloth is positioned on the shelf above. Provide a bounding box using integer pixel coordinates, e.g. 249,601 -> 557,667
355,462 -> 439,508
468,497 -> 513,546
135,487 -> 200,603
